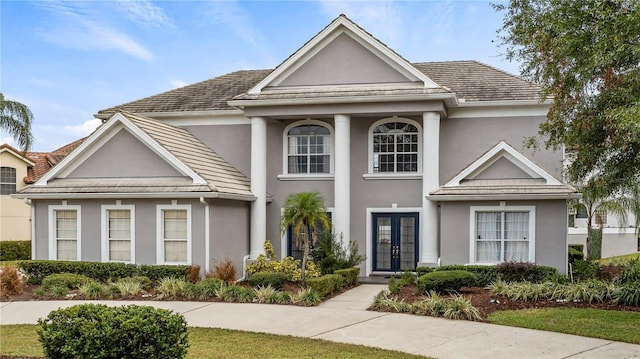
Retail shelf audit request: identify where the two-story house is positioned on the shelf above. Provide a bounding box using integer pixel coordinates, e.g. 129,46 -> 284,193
15,15 -> 576,275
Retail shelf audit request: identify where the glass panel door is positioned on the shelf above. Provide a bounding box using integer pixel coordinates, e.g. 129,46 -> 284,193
373,213 -> 419,272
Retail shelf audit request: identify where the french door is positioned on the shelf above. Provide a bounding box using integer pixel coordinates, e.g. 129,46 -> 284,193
372,212 -> 419,272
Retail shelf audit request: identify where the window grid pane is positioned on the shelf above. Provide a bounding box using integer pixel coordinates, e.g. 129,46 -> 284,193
55,210 -> 77,260
476,211 -> 530,263
1,167 -> 17,195
372,122 -> 418,173
287,124 -> 331,174
107,209 -> 131,261
163,209 -> 187,263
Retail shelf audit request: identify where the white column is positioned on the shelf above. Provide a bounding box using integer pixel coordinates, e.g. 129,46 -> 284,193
334,114 -> 351,247
250,117 -> 267,259
422,111 -> 440,265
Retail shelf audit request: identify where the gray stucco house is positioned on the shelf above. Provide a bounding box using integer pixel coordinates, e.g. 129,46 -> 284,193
16,15 -> 576,276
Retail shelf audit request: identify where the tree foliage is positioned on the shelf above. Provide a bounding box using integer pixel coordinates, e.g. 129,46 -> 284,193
280,191 -> 330,284
495,0 -> 640,196
0,92 -> 34,151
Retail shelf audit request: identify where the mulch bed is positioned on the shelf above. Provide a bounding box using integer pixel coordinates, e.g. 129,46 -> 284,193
393,285 -> 640,320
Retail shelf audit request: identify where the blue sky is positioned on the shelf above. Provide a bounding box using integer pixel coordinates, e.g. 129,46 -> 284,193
1,0 -> 517,151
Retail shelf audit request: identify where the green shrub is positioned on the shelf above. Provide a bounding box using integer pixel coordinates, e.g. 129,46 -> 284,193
217,285 -> 256,303
156,277 -> 189,299
443,294 -> 482,321
571,259 -> 600,282
434,265 -> 498,286
295,288 -> 321,306
248,272 -> 289,290
310,230 -> 365,275
388,277 -> 402,294
305,274 -> 344,298
0,240 -> 31,261
415,266 -> 434,277
190,278 -> 226,300
245,255 -> 321,282
333,267 -> 360,286
113,278 -> 144,296
417,270 -> 477,293
496,262 -> 558,283
38,304 -> 189,359
615,259 -> 640,285
568,245 -> 584,264
78,281 -> 104,299
612,281 -> 640,306
41,273 -> 93,290
18,260 -> 188,284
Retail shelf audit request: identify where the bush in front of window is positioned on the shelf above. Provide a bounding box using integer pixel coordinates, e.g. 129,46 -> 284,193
38,304 -> 189,359
417,270 -> 477,294
310,230 -> 365,275
18,260 -> 189,285
495,262 -> 558,283
0,240 -> 31,261
433,265 -> 498,287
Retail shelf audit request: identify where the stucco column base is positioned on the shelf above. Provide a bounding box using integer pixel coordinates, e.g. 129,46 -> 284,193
416,261 -> 438,268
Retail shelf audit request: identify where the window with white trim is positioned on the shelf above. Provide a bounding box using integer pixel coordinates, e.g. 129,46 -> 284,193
369,119 -> 420,173
49,205 -> 81,260
471,206 -> 535,264
284,121 -> 332,175
102,205 -> 135,262
0,167 -> 17,195
157,205 -> 191,264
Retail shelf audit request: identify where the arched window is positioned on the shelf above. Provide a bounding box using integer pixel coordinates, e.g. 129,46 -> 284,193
284,121 -> 333,175
370,119 -> 421,173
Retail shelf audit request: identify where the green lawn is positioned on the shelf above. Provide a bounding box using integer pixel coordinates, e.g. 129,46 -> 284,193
488,308 -> 640,344
0,325 -> 430,359
597,252 -> 640,265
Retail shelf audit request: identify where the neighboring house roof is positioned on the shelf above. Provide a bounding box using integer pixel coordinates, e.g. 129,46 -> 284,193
430,141 -> 576,200
0,144 -> 35,166
24,138 -> 85,184
18,112 -> 253,200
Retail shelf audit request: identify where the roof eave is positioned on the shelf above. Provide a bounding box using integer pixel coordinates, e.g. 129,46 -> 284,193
12,191 -> 256,201
427,193 -> 580,201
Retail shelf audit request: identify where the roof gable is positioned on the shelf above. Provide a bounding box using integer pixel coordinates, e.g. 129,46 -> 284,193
0,144 -> 34,166
445,141 -> 562,187
248,14 -> 439,94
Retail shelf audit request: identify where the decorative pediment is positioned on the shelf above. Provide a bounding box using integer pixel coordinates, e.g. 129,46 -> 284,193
248,15 -> 440,94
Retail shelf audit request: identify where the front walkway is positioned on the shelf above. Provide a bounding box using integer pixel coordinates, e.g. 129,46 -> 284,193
1,285 -> 638,359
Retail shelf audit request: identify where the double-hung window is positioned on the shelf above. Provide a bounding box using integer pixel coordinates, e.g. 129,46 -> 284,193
102,205 -> 135,262
471,206 -> 535,264
0,167 -> 17,195
49,205 -> 81,260
157,205 -> 191,264
370,119 -> 420,174
285,121 -> 332,175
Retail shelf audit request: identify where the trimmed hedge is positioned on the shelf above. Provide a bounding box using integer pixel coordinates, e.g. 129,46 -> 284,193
495,262 -> 558,283
0,240 -> 31,261
38,304 -> 189,359
18,260 -> 189,285
334,267 -> 360,286
305,274 -> 345,298
568,244 -> 584,264
417,270 -> 477,293
41,273 -> 93,290
434,265 -> 498,287
248,272 -> 289,290
415,266 -> 434,277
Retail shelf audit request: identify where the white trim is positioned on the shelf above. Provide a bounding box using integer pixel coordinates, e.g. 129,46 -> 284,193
445,141 -> 562,187
248,16 -> 438,95
277,174 -> 334,181
36,113 -> 207,186
250,117 -> 267,259
365,207 -> 422,276
362,173 -> 422,180
101,204 -> 135,263
469,205 -> 536,264
429,193 -> 578,201
48,204 -> 81,261
156,204 -> 192,265
280,207 -> 335,260
14,191 -> 255,201
448,103 -> 550,118
282,119 -> 335,176
367,117 -> 423,175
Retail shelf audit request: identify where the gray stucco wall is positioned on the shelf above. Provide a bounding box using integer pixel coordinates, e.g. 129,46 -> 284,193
474,157 -> 534,180
440,200 -> 568,273
210,199 -> 250,276
67,129 -> 182,179
184,124 -> 252,177
440,116 -> 563,184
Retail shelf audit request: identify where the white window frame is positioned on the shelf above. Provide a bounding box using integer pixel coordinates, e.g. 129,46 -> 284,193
0,166 -> 17,195
367,117 -> 422,176
469,205 -> 536,264
280,120 -> 334,179
48,205 -> 81,261
156,204 -> 192,265
101,204 -> 135,263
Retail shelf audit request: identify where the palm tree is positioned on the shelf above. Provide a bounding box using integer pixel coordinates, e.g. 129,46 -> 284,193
281,191 -> 330,284
577,184 -> 628,259
0,93 -> 34,151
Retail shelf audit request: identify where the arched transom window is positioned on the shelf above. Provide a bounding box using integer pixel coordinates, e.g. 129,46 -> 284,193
286,122 -> 332,174
371,121 -> 420,173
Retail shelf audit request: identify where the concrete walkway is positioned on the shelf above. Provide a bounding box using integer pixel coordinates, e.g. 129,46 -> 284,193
1,284 -> 639,359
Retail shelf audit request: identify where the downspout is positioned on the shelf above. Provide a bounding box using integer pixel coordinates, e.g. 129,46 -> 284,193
238,254 -> 250,282
24,199 -> 34,259
199,197 -> 210,273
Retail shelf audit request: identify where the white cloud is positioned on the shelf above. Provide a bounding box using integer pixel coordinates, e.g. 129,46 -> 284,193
111,0 -> 174,28
35,1 -> 154,61
169,79 -> 189,89
205,0 -> 259,46
62,118 -> 102,138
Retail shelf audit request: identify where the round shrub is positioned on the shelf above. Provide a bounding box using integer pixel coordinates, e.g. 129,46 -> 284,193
248,272 -> 289,290
417,270 -> 477,293
41,273 -> 93,290
38,304 -> 189,359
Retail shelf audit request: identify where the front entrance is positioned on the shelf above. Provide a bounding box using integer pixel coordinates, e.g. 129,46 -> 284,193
372,212 -> 419,272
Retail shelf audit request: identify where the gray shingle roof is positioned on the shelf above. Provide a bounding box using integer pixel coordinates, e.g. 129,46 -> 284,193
97,62 -> 541,116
